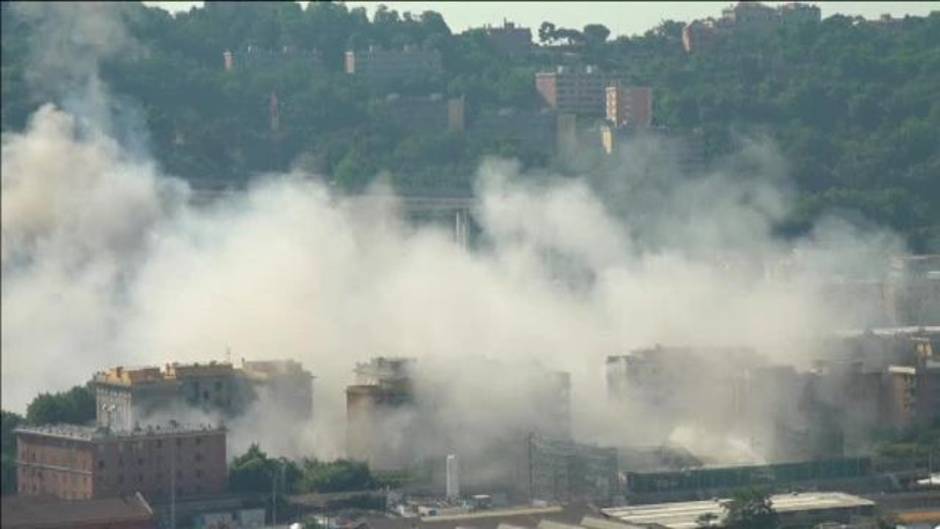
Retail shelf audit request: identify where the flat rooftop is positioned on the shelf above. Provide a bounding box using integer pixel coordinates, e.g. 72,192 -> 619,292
422,506 -> 564,522
15,422 -> 224,442
364,503 -> 597,529
602,492 -> 875,529
93,359 -> 312,386
833,326 -> 940,337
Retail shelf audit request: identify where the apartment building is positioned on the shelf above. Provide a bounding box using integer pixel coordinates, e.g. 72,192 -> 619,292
345,45 -> 443,84
15,423 -> 226,501
92,359 -> 314,431
536,65 -> 617,116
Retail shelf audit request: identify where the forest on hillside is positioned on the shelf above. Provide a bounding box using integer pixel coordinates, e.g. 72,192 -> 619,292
2,2 -> 938,249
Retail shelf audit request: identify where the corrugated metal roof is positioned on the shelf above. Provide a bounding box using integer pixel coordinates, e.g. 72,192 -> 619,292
602,492 -> 874,529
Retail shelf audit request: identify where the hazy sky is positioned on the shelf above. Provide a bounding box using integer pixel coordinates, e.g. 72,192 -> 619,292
145,2 -> 939,37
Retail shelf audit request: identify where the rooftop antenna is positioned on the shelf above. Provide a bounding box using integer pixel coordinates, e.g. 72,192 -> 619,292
225,346 -> 232,365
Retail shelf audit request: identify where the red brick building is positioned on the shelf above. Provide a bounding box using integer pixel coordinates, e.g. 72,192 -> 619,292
605,84 -> 652,128
1,493 -> 156,529
16,423 -> 227,501
536,66 -> 617,117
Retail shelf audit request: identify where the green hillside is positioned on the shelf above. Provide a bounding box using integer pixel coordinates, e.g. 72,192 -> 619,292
2,2 -> 938,249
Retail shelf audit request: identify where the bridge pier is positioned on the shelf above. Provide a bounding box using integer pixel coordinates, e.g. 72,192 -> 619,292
455,208 -> 469,249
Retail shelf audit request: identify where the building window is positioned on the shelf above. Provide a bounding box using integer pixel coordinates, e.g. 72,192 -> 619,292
176,438 -> 182,447
156,440 -> 162,448
196,469 -> 203,478
138,458 -> 144,466
195,438 -> 202,446
195,453 -> 202,462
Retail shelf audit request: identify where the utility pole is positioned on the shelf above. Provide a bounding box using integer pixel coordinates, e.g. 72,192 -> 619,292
272,462 -> 276,525
170,437 -> 176,529
272,459 -> 283,525
930,447 -> 935,475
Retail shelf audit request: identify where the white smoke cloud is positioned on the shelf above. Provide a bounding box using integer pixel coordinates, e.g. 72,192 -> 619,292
1,101 -> 902,464
1,3 -> 910,466
12,2 -> 146,137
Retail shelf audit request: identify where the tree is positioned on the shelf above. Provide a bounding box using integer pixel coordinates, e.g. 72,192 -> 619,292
722,489 -> 778,529
538,22 -> 556,44
583,24 -> 611,45
25,385 -> 95,426
652,19 -> 685,40
695,512 -> 719,528
2,2 -> 939,249
296,458 -> 376,493
555,27 -> 585,46
229,443 -> 302,494
1,411 -> 24,495
419,10 -> 451,37
230,444 -> 274,493
1,411 -> 22,453
1,452 -> 15,496
229,445 -> 378,496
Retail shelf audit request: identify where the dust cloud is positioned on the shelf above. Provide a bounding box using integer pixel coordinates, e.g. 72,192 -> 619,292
0,3 -> 906,464
2,101 -> 903,462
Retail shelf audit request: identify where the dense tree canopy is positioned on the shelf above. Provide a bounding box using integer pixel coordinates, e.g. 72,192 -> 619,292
24,385 -> 96,426
229,443 -> 377,495
2,2 -> 938,249
722,488 -> 779,529
1,411 -> 24,495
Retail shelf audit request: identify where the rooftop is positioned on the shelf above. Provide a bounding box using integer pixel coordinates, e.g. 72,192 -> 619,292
833,326 -> 940,338
602,492 -> 875,529
93,358 -> 312,386
423,506 -> 564,522
1,493 -> 154,528
888,365 -> 917,375
15,421 -> 225,442
364,503 -> 598,529
354,357 -> 417,383
240,358 -> 315,380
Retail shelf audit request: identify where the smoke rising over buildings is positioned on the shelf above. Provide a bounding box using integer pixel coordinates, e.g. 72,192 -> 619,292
1,3 -> 933,468
3,99 -> 919,464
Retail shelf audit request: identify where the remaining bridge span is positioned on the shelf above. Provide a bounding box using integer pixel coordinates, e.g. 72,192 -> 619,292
188,188 -> 477,247
189,188 -> 477,212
